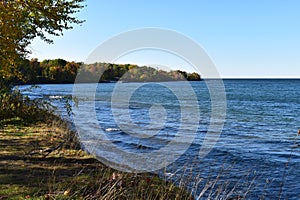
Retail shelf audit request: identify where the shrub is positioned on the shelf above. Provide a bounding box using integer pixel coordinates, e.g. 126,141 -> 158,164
0,88 -> 52,122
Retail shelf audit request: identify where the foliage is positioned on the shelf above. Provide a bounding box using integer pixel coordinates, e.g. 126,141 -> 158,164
0,87 -> 52,122
17,59 -> 201,84
0,0 -> 85,88
80,63 -> 201,82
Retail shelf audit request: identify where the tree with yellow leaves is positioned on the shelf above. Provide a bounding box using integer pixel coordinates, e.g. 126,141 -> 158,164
0,0 -> 85,89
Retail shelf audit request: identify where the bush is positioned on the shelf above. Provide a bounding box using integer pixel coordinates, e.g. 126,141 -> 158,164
0,88 -> 52,122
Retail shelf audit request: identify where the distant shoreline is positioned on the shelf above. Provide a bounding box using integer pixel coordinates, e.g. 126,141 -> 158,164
14,59 -> 201,85
19,79 -> 202,86
18,78 -> 300,86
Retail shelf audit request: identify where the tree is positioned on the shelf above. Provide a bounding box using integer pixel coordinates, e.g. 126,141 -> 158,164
187,72 -> 201,81
0,0 -> 85,89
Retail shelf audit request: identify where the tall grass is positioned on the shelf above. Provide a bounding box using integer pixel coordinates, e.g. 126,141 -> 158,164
43,118 -> 194,199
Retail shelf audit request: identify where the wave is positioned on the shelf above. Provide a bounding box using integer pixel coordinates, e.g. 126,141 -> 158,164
48,95 -> 64,99
105,128 -> 121,132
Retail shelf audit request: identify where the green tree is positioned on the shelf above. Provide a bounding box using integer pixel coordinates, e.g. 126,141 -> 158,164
0,0 -> 85,89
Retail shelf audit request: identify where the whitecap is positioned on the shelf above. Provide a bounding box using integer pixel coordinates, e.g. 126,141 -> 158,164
105,128 -> 121,132
49,95 -> 64,99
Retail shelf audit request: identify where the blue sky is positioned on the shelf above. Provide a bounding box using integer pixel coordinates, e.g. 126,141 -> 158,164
29,0 -> 300,78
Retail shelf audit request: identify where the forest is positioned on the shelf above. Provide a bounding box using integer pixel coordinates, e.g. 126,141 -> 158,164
15,58 -> 201,84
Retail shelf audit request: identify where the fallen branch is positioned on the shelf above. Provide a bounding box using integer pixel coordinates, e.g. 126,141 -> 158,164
26,141 -> 65,157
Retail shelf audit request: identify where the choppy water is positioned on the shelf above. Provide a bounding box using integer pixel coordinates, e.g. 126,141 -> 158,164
20,79 -> 300,199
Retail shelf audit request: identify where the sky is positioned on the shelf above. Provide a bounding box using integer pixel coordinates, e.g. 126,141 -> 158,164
29,0 -> 300,78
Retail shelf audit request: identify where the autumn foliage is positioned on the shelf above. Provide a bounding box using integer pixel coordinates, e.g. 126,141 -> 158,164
13,58 -> 201,84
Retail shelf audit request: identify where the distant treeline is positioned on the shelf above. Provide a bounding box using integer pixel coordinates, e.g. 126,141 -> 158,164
16,58 -> 201,84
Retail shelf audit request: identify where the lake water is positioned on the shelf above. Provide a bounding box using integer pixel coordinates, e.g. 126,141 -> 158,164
20,79 -> 300,199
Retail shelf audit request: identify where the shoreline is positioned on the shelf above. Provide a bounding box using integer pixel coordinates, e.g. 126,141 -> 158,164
17,79 -> 202,86
0,116 -> 193,199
